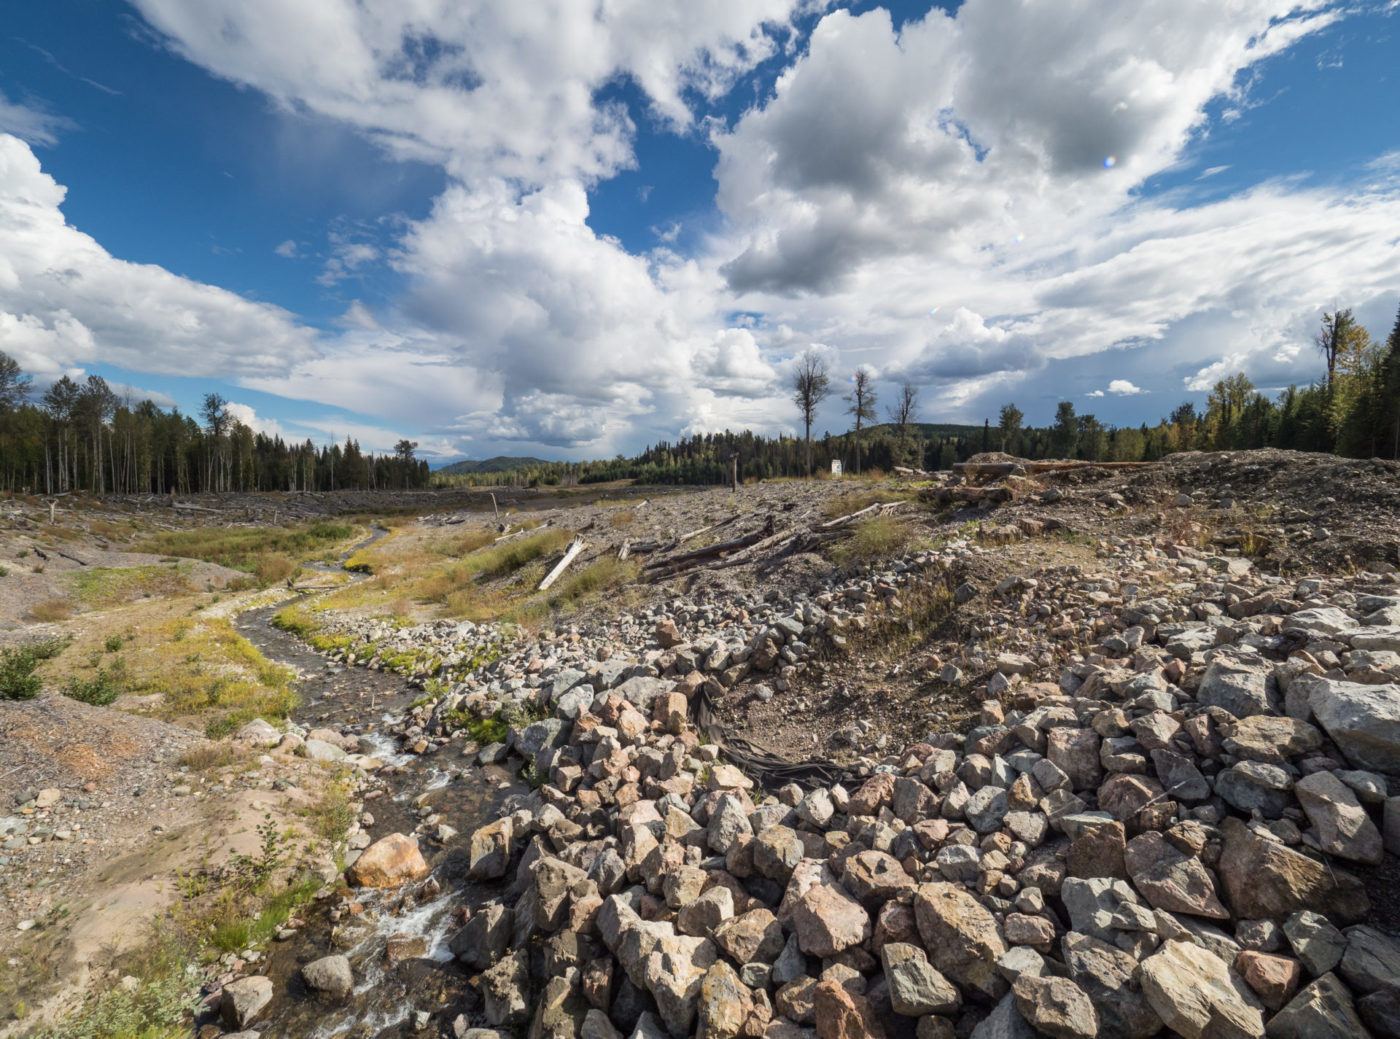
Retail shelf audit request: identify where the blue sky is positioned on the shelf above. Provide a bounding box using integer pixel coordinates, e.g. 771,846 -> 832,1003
2,1 -> 1398,462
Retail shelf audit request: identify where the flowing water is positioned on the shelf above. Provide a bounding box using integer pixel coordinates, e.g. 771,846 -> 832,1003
227,529 -> 527,1037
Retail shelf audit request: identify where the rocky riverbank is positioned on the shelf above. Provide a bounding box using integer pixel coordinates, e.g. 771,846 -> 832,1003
214,498 -> 1400,1038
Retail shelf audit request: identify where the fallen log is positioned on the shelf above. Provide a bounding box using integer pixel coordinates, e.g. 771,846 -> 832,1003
539,535 -> 587,591
677,513 -> 741,544
645,517 -> 776,576
618,539 -> 630,561
817,500 -> 903,530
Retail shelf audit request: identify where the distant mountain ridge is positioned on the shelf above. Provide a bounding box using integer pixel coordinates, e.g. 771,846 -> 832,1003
434,456 -> 552,475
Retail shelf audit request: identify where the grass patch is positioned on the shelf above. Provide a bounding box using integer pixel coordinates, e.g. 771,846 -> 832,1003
830,514 -> 913,567
253,553 -> 298,586
138,520 -> 358,573
28,933 -> 200,1039
66,565 -> 193,608
177,742 -> 246,771
472,528 -> 574,579
307,781 -> 357,844
50,614 -> 302,738
821,487 -> 913,520
434,528 -> 499,557
840,570 -> 960,661
30,598 -> 74,622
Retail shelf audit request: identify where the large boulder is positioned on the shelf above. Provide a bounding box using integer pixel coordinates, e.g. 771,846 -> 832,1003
1266,972 -> 1371,1039
1123,831 -> 1228,919
301,954 -> 353,999
1218,818 -> 1368,924
790,883 -> 871,957
220,976 -> 273,1030
1136,940 -> 1264,1039
642,932 -> 718,1035
812,980 -> 887,1039
1061,931 -> 1162,1039
879,942 -> 961,1016
1299,676 -> 1400,772
468,818 -> 515,881
1011,975 -> 1098,1039
913,882 -> 1008,1000
1294,772 -> 1384,865
1196,656 -> 1275,718
697,961 -> 754,1039
481,948 -> 531,1027
346,833 -> 430,888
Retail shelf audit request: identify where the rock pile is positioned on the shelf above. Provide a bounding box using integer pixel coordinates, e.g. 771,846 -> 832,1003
252,481 -> 1400,1037
425,567 -> 1400,1038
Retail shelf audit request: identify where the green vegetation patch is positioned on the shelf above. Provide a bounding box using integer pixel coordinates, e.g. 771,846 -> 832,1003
0,647 -> 42,700
65,564 -> 194,608
138,521 -> 358,573
830,513 -> 914,567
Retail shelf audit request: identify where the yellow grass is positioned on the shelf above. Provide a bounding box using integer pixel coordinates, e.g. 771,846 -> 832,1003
30,598 -> 74,622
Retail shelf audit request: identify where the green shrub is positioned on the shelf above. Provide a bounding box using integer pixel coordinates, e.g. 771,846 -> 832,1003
31,635 -> 72,660
62,669 -> 119,706
0,648 -> 42,700
103,635 -> 123,653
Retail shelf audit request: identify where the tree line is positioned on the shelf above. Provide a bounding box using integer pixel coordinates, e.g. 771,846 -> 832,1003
3,302 -> 1396,495
441,302 -> 1400,488
0,363 -> 430,495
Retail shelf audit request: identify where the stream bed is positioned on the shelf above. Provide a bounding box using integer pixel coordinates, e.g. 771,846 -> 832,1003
221,533 -> 526,1038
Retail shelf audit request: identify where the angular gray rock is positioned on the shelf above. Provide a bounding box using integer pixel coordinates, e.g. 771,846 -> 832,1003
789,882 -> 870,957
1010,974 -> 1098,1039
221,976 -> 273,1030
1302,677 -> 1400,772
1061,931 -> 1162,1039
1339,925 -> 1400,996
1136,939 -> 1264,1039
1282,910 -> 1346,978
880,942 -> 961,1016
914,881 -> 1008,1000
1294,771 -> 1384,865
1197,657 -> 1274,718
1266,972 -> 1372,1039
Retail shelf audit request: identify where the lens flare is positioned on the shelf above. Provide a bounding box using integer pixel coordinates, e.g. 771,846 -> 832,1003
928,306 -> 940,316
1103,156 -> 1117,169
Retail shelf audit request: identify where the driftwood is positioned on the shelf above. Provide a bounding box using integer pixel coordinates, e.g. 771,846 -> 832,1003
677,513 -> 741,545
920,486 -> 1013,506
818,500 -> 903,530
645,517 -> 776,577
892,466 -> 930,477
539,536 -> 587,591
618,539 -> 630,561
694,527 -> 793,572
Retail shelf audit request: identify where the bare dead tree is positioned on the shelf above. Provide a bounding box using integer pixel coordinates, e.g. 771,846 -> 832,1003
886,379 -> 919,468
845,367 -> 878,475
792,351 -> 831,478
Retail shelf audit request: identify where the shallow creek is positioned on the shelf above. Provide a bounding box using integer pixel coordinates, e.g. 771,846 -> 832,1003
226,530 -> 526,1037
